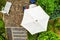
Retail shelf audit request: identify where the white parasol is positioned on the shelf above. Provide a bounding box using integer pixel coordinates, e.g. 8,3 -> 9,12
21,6 -> 50,35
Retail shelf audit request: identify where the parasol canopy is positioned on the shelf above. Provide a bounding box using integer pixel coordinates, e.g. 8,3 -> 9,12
21,6 -> 50,35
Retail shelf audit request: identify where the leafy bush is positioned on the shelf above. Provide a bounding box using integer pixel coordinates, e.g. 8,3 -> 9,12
54,19 -> 60,29
0,0 -> 6,11
37,31 -> 60,40
54,18 -> 60,32
47,21 -> 53,31
0,19 -> 5,27
0,18 -> 7,40
37,0 -> 55,16
50,6 -> 60,20
0,19 -> 5,36
28,32 -> 38,40
0,36 -> 4,40
37,0 -> 60,20
28,31 -> 60,40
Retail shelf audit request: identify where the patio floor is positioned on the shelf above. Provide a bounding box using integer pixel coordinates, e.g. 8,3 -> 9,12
3,0 -> 29,40
4,0 -> 29,27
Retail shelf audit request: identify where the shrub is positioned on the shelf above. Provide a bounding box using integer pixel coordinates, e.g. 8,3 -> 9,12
37,0 -> 55,16
37,0 -> 60,20
50,6 -> 60,20
0,36 -> 4,40
54,18 -> 60,32
0,0 -> 6,11
0,18 -> 5,39
28,32 -> 38,40
0,18 -> 5,34
37,31 -> 60,40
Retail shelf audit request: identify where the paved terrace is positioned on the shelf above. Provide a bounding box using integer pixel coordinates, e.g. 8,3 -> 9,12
3,0 -> 29,40
4,0 -> 29,27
